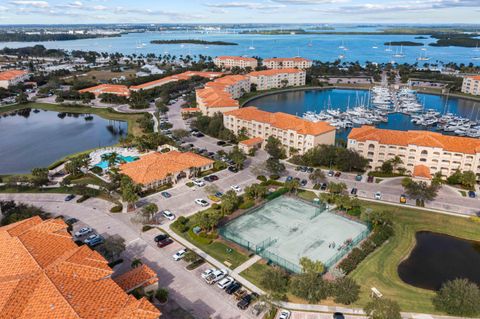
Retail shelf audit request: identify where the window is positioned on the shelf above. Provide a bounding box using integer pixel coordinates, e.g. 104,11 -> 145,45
420,150 -> 428,156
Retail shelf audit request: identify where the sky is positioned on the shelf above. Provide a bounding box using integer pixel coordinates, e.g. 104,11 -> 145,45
0,0 -> 480,24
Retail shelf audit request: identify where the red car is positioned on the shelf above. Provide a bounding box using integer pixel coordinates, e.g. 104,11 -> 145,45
334,171 -> 341,178
157,238 -> 174,248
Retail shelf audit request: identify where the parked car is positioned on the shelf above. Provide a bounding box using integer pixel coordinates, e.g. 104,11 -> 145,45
74,227 -> 92,237
320,183 -> 328,191
367,175 -> 375,183
161,191 -> 171,198
237,293 -> 258,310
228,166 -> 239,173
84,234 -> 104,247
468,191 -> 476,198
225,282 -> 242,295
299,166 -> 307,172
400,194 -> 407,203
173,249 -> 187,261
286,176 -> 293,182
154,233 -> 169,242
217,141 -> 226,146
157,238 -> 173,248
307,167 -> 314,173
209,175 -> 219,181
333,312 -> 345,319
195,198 -> 209,207
64,194 -> 76,201
374,191 -> 382,200
208,195 -> 221,202
279,310 -> 291,319
300,179 -> 308,187
350,187 -> 358,195
328,170 -> 334,177
205,269 -> 228,284
162,210 -> 175,221
193,179 -> 205,187
215,191 -> 224,198
217,276 -> 234,289
201,268 -> 217,279
231,185 -> 242,192
65,217 -> 78,226
355,174 -> 363,181
203,175 -> 213,182
334,171 -> 342,178
251,301 -> 267,316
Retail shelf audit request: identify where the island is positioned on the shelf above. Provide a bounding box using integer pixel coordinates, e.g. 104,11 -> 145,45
415,36 -> 429,39
384,41 -> 424,46
0,32 -> 120,42
150,39 -> 238,46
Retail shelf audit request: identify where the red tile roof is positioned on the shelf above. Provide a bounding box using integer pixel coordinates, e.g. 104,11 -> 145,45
248,68 -> 305,77
466,75 -> 480,80
349,125 -> 480,154
239,137 -> 263,146
263,57 -> 311,63
0,70 -> 28,81
225,107 -> 335,136
130,71 -> 222,90
196,87 -> 239,108
120,151 -> 214,185
113,265 -> 158,293
413,164 -> 432,179
0,217 -> 160,319
79,84 -> 130,97
215,56 -> 257,62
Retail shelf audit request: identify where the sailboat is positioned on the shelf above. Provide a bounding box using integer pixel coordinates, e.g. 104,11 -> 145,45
307,40 -> 313,47
135,42 -> 146,49
421,44 -> 427,51
338,40 -> 345,49
417,50 -> 430,61
248,40 -> 255,50
372,45 -> 378,49
393,45 -> 405,58
338,54 -> 346,59
385,42 -> 392,52
474,43 -> 480,52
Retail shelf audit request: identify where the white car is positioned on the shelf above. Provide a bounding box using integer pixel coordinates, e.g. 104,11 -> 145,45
74,227 -> 92,237
230,185 -> 242,192
217,276 -> 234,289
201,268 -> 217,279
279,310 -> 291,319
374,191 -> 382,200
162,210 -> 175,221
195,198 -> 209,207
205,268 -> 228,284
193,179 -> 205,187
173,249 -> 187,261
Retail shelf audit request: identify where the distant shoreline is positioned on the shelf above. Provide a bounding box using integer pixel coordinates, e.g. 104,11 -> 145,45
150,39 -> 238,46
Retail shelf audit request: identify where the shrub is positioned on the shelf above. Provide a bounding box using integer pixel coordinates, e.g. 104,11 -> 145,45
186,182 -> 194,187
433,279 -> 480,317
269,174 -> 280,180
239,200 -> 255,210
265,187 -> 288,201
155,288 -> 169,303
76,195 -> 90,203
110,205 -> 123,213
142,225 -> 153,232
257,175 -> 267,182
332,277 -> 360,305
211,203 -> 221,210
90,166 -> 103,175
172,216 -> 190,233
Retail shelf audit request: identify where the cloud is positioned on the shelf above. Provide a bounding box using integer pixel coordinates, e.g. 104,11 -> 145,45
273,0 -> 347,4
93,5 -> 107,10
10,0 -> 49,8
339,0 -> 480,13
205,2 -> 286,10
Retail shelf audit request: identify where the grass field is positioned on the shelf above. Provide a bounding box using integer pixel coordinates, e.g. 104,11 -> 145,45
350,201 -> 480,314
1,102 -> 145,135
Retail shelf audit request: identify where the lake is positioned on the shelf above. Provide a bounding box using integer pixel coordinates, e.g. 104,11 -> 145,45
247,88 -> 480,139
0,109 -> 127,174
1,30 -> 479,65
398,231 -> 480,290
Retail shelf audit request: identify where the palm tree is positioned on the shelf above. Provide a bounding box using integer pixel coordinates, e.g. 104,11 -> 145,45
285,179 -> 300,194
309,169 -> 326,185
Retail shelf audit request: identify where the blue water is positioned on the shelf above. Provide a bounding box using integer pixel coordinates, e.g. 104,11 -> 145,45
0,109 -> 127,174
95,154 -> 139,169
248,89 -> 480,140
1,30 -> 479,65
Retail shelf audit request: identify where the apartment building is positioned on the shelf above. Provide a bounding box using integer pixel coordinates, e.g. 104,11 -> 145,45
248,69 -> 306,90
224,106 -> 336,155
213,56 -> 258,69
263,57 -> 313,69
347,125 -> 480,178
461,75 -> 480,96
205,75 -> 250,99
0,70 -> 29,88
130,71 -> 223,91
79,84 -> 130,97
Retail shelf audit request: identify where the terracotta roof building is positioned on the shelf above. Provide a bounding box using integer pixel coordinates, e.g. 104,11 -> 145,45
263,57 -> 313,70
0,216 -> 160,319
412,164 -> 432,180
113,264 -> 159,293
130,71 -> 222,91
120,151 -> 214,189
347,125 -> 480,177
238,137 -> 263,153
224,106 -> 336,155
213,56 -> 258,69
462,75 -> 480,96
79,84 -> 130,97
247,68 -> 306,90
0,70 -> 29,89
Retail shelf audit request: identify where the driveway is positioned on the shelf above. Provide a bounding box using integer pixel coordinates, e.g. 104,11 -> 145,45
0,193 -> 255,319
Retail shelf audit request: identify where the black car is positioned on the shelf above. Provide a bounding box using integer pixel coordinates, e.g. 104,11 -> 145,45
237,293 -> 258,310
210,175 -> 219,181
225,282 -> 242,294
300,179 -> 308,187
217,140 -> 226,146
367,175 -> 375,183
468,191 -> 476,198
64,194 -> 76,201
333,312 -> 345,319
300,166 -> 307,172
307,167 -> 314,173
203,176 -> 213,182
351,187 -> 358,195
154,233 -> 169,242
196,132 -> 204,137
64,217 -> 79,226
228,166 -> 238,173
320,183 -> 328,191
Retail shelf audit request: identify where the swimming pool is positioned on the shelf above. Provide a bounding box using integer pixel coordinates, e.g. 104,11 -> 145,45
95,154 -> 139,170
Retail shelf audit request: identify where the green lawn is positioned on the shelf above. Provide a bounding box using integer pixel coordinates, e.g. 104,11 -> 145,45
70,174 -> 110,188
240,261 -> 270,289
350,201 -> 480,314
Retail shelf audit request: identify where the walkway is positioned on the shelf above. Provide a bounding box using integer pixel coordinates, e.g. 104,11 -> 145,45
149,110 -> 159,132
232,255 -> 262,276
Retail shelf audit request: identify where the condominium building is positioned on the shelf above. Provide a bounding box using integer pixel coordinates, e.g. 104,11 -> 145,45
461,75 -> 480,96
205,75 -> 251,99
263,57 -> 313,69
0,70 -> 29,88
130,71 -> 223,91
0,216 -> 160,319
248,69 -> 306,91
224,106 -> 336,155
213,56 -> 258,69
347,125 -> 480,178
79,84 -> 130,97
